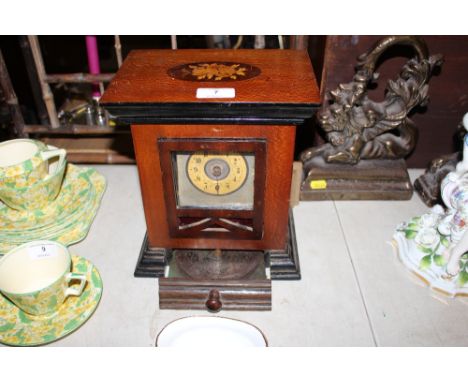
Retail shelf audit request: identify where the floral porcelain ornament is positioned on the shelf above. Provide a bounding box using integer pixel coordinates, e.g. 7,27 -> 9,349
394,113 -> 468,296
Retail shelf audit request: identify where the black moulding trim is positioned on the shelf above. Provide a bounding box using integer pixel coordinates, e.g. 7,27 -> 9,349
100,102 -> 320,124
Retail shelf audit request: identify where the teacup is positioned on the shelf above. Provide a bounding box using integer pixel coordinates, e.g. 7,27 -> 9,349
0,139 -> 67,211
0,240 -> 86,316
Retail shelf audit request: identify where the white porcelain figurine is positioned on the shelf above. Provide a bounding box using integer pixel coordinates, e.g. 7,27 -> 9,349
393,112 -> 468,296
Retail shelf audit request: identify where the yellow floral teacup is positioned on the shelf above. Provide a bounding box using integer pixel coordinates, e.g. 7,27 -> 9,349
0,240 -> 86,316
0,139 -> 67,211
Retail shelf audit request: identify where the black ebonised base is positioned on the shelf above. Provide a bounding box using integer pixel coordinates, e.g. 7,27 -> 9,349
267,209 -> 301,280
134,209 -> 301,280
134,237 -> 170,278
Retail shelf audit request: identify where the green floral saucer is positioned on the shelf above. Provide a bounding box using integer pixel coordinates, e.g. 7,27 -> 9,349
0,165 -> 90,230
0,165 -> 106,253
0,256 -> 103,346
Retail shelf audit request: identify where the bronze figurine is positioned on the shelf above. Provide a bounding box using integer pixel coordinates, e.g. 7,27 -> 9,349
301,36 -> 443,200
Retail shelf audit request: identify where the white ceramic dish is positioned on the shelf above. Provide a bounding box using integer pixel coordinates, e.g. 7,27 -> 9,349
156,316 -> 268,347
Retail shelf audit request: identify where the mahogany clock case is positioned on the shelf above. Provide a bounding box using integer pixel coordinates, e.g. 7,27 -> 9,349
100,49 -> 320,125
130,123 -> 295,252
101,49 -> 320,311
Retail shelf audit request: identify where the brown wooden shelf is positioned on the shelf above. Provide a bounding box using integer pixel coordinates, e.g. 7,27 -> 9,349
44,73 -> 114,84
24,124 -> 130,135
40,136 -> 135,164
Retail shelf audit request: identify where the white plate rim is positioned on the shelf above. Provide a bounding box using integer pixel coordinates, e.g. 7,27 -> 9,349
156,315 -> 269,347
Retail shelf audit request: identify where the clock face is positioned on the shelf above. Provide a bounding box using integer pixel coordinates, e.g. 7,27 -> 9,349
175,152 -> 255,210
186,154 -> 248,196
157,138 -> 266,239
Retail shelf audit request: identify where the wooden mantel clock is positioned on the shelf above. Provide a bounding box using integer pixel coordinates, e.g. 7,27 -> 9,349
101,49 -> 320,311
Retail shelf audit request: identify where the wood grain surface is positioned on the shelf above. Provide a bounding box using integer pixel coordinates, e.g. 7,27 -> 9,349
131,123 -> 295,251
100,49 -> 320,105
159,278 -> 272,311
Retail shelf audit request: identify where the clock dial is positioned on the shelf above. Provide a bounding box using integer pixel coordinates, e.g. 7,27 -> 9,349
157,138 -> 266,240
174,152 -> 255,210
186,154 -> 248,196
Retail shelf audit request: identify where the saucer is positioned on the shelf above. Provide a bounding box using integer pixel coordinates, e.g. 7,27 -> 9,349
0,165 -> 106,253
0,164 -> 91,231
0,176 -> 101,243
0,256 -> 103,346
156,316 -> 268,347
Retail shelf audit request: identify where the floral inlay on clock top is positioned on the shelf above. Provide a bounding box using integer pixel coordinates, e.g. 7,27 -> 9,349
168,62 -> 261,82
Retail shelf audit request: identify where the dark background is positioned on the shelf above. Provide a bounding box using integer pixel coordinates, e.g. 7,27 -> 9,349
1,35 -> 467,167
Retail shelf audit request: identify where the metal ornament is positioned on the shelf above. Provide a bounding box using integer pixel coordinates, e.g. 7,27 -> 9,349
301,36 -> 443,200
303,36 -> 443,164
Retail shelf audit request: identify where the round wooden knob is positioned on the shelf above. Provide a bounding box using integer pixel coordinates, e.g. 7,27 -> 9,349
205,289 -> 222,312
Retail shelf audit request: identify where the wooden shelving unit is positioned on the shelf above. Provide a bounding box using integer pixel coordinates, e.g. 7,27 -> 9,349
2,36 -> 309,164
20,36 -> 135,164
